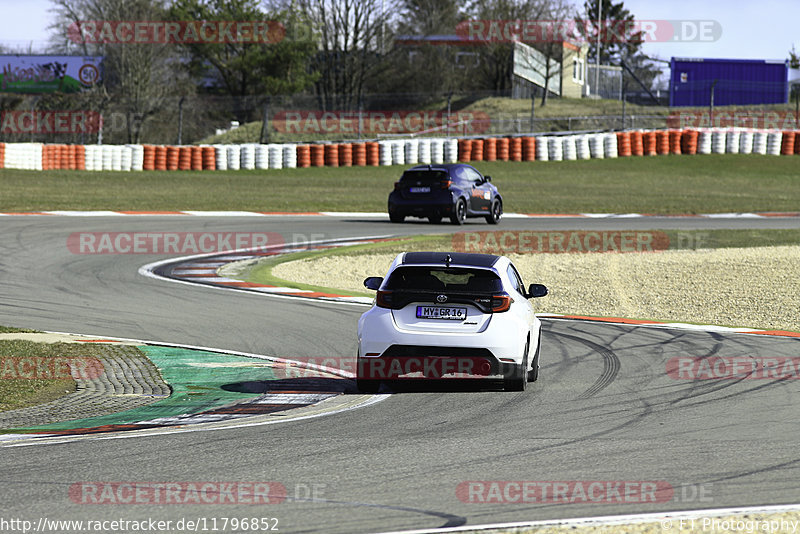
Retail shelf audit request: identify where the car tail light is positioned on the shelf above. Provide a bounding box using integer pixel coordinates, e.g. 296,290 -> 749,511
490,295 -> 512,312
376,290 -> 394,308
440,179 -> 452,189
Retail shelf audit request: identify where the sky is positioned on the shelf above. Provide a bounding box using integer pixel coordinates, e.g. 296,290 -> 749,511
0,0 -> 797,63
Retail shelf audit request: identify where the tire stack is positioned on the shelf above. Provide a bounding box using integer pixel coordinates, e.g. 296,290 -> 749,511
739,131 -> 754,154
616,131 -> 631,157
296,145 -> 311,168
725,130 -> 740,154
548,137 -> 563,161
603,133 -> 618,158
444,139 -> 458,163
338,143 -> 353,167
562,136 -> 577,160
752,131 -> 768,155
470,139 -> 483,161
588,134 -> 604,159
534,137 -> 549,161
496,137 -> 509,161
282,144 -> 297,168
575,135 -> 591,160
268,144 -> 283,169
417,139 -> 431,164
669,130 -> 682,154
681,130 -> 698,155
780,131 -> 795,155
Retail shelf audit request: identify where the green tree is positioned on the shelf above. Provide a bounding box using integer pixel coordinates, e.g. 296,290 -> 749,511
396,0 -> 461,36
575,0 -> 661,96
789,45 -> 799,69
385,0 -> 474,96
575,0 -> 642,64
464,0 -> 573,106
168,0 -> 318,121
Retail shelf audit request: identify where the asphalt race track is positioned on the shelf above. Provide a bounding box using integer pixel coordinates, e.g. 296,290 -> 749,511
1,215 -> 800,533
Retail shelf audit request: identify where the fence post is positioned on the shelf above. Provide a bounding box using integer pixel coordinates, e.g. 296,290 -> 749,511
259,97 -> 270,144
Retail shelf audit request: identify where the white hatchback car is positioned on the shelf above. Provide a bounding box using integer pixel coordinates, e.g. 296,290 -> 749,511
357,251 -> 547,392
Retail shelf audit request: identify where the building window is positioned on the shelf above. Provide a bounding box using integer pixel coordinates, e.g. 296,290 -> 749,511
573,58 -> 584,84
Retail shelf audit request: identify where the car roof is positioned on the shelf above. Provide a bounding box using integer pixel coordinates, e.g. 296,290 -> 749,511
400,251 -> 501,268
404,163 -> 473,173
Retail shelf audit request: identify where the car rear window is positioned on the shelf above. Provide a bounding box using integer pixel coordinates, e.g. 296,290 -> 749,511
399,170 -> 448,184
385,267 -> 502,293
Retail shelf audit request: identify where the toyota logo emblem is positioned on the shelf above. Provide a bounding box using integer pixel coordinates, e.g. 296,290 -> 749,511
436,294 -> 448,303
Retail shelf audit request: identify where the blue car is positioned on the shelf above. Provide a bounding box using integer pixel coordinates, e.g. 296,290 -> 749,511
388,164 -> 503,225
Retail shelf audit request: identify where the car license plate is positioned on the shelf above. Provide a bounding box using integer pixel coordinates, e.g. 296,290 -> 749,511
416,306 -> 467,320
409,186 -> 430,193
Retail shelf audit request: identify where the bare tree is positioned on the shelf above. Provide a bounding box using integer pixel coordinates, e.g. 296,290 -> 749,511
464,0 -> 574,105
293,0 -> 395,110
48,0 -> 188,143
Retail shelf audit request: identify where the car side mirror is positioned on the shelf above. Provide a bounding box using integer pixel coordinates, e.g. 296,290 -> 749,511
484,175 -> 492,182
364,276 -> 383,290
527,283 -> 548,298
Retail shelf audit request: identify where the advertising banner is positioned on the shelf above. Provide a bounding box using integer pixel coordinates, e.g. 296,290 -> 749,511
0,55 -> 103,94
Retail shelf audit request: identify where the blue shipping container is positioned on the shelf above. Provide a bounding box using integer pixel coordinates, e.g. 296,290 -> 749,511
670,58 -> 788,107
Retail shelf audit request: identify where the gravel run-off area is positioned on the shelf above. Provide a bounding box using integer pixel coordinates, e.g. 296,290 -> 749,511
272,246 -> 800,333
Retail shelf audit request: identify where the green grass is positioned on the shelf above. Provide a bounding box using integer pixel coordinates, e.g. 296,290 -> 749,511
0,326 -> 39,334
1,155 -> 798,213
201,95 -> 667,144
200,95 -> 800,144
244,229 -> 800,295
0,340 -> 77,412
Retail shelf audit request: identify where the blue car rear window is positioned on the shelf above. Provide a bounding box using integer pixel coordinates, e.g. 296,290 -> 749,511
400,170 -> 448,183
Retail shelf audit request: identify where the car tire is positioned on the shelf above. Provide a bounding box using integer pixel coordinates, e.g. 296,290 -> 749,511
528,332 -> 541,382
357,379 -> 380,393
389,213 -> 405,223
450,198 -> 467,225
505,343 -> 528,392
429,215 -> 442,224
485,200 -> 502,225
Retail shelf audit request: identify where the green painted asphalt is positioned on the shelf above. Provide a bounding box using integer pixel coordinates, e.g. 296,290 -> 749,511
16,345 -> 282,432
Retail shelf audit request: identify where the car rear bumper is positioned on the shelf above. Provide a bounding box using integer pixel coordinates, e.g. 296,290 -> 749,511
357,307 -> 538,377
388,201 -> 454,219
388,190 -> 456,218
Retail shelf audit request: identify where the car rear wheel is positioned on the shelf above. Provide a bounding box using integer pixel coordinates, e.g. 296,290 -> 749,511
356,378 -> 381,393
485,200 -> 502,224
450,198 -> 467,225
505,341 -> 528,391
389,213 -> 405,223
528,332 -> 541,382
